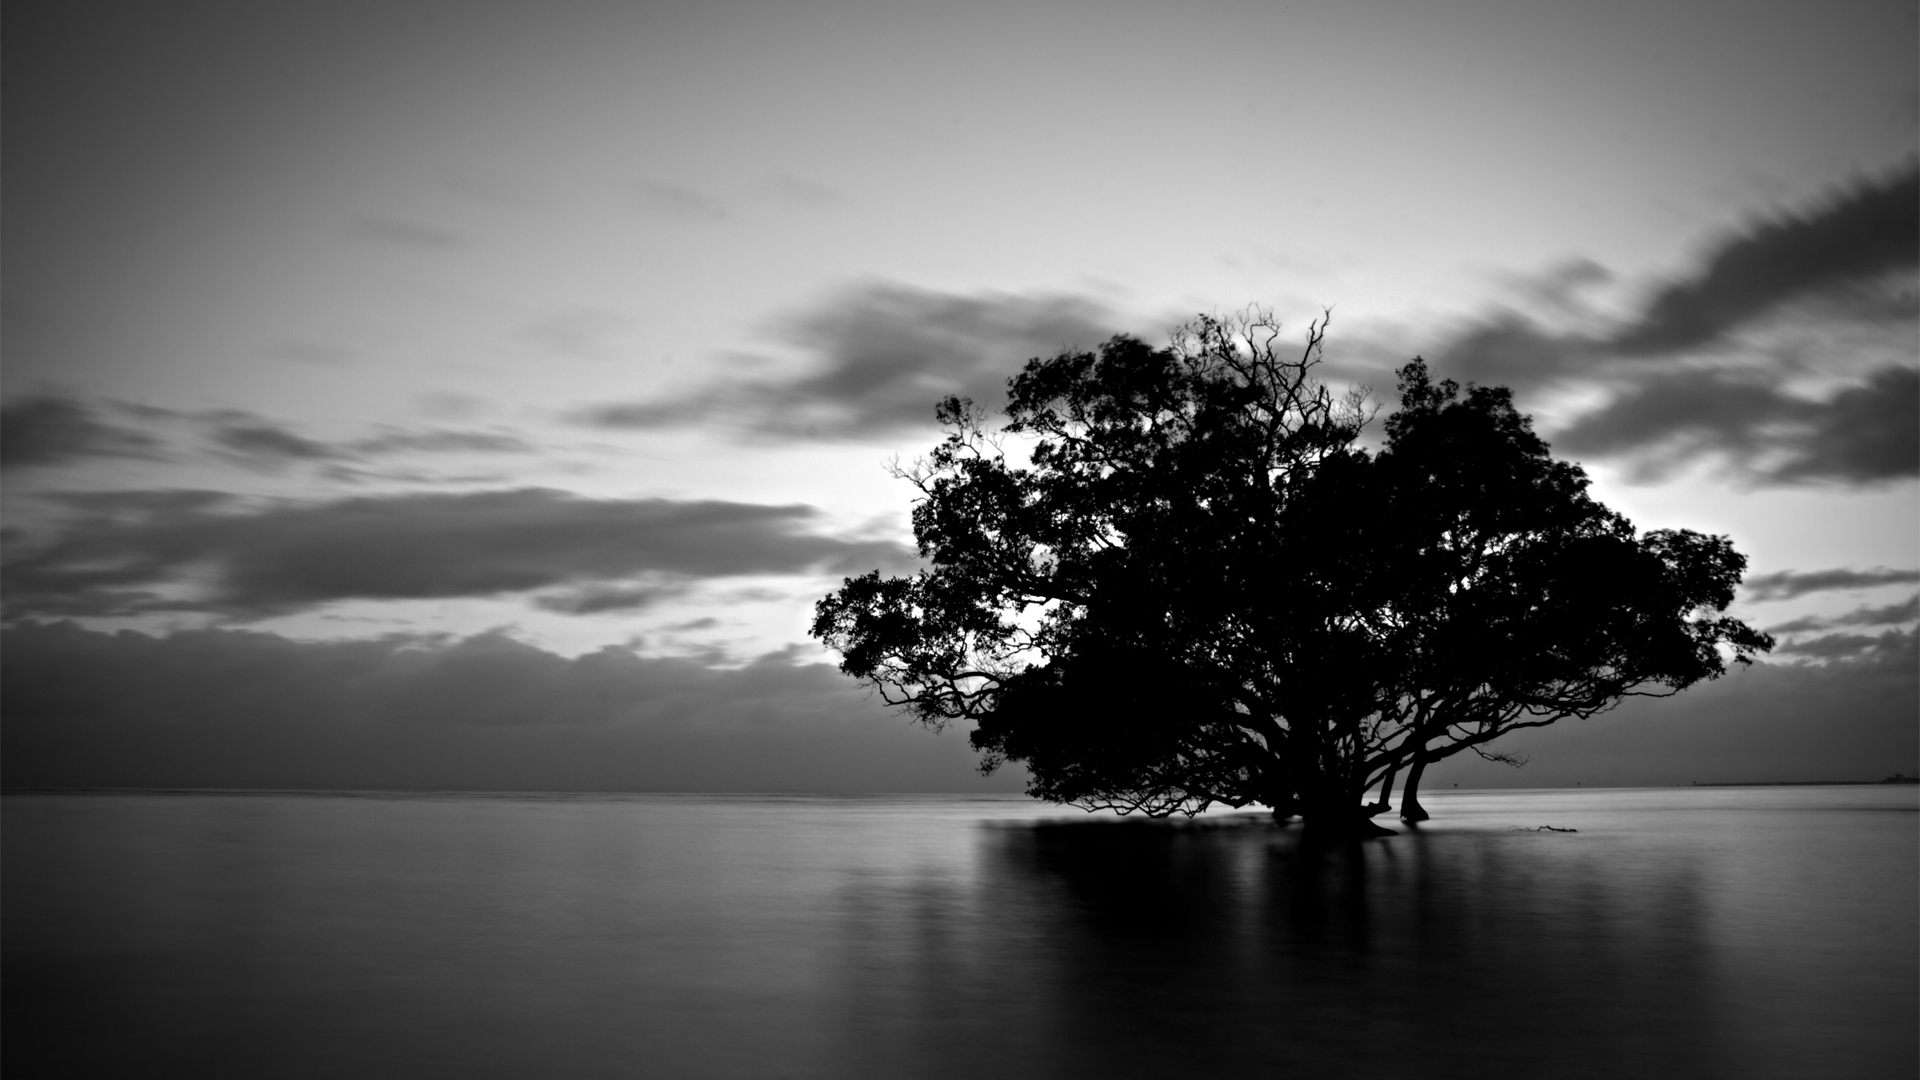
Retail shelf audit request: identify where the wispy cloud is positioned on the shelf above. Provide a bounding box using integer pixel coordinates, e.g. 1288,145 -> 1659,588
2,396 -> 535,473
1743,566 -> 1920,602
1772,627 -> 1918,663
532,583 -> 697,615
571,168 -> 1918,483
211,419 -> 341,462
1764,594 -> 1920,635
577,284 -> 1119,440
3,488 -> 916,619
205,413 -> 535,468
0,397 -> 168,469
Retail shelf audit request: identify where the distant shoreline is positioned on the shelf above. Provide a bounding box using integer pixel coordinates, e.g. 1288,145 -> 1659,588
1692,777 -> 1918,787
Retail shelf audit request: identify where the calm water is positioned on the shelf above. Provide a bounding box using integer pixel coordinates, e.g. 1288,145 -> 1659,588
5,787 -> 1915,1078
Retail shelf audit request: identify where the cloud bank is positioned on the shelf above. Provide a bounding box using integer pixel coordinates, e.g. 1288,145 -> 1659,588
6,621 -> 1908,793
1,621 -> 1005,792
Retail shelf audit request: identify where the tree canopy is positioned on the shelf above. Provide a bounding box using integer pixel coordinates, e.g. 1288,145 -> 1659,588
812,312 -> 1772,838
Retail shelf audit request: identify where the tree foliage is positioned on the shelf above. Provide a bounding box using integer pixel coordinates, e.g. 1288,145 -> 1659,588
812,312 -> 1771,836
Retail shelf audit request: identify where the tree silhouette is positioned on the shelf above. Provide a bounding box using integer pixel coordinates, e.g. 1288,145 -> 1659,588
813,312 -> 1771,839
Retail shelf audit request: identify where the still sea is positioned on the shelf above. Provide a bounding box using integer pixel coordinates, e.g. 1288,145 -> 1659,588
5,786 -> 1915,1078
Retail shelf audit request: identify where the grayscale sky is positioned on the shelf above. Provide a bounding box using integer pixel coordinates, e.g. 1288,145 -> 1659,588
4,0 -> 1915,790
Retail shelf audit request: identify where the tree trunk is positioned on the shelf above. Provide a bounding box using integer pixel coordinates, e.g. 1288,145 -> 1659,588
1399,749 -> 1432,822
1299,778 -> 1398,843
1365,762 -> 1399,817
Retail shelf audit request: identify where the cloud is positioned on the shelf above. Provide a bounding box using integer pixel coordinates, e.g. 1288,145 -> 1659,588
1764,594 -> 1920,635
351,430 -> 530,455
1550,365 -> 1918,484
1611,168 -> 1919,355
3,488 -> 916,619
0,396 -> 167,469
578,284 -> 1119,440
577,168 -> 1919,471
1772,627 -> 1917,662
212,419 -> 340,461
1421,165 -> 1920,486
1743,566 -> 1920,602
1764,366 -> 1920,483
533,583 -> 696,615
3,395 -> 535,473
206,413 -> 535,467
1,621 -> 1010,792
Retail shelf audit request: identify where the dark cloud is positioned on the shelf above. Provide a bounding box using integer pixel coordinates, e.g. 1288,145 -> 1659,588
1440,166 -> 1920,383
1744,566 -> 1920,602
207,413 -> 535,466
578,168 -> 1918,474
1,621 -> 1008,792
533,583 -> 695,615
1764,594 -> 1920,635
1423,166 -> 1920,484
1766,366 -> 1920,483
1613,168 -> 1920,355
4,395 -> 534,472
579,284 -> 1118,440
351,430 -> 531,455
212,420 -> 340,461
1550,365 -> 1919,484
0,396 -> 167,469
3,488 -> 916,619
1431,317 -> 1594,396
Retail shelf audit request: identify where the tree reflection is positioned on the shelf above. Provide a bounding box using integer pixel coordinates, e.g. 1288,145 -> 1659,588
831,817 -> 1726,1079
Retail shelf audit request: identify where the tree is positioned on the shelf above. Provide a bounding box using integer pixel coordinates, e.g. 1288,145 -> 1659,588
812,312 -> 1771,839
1269,362 -> 1774,829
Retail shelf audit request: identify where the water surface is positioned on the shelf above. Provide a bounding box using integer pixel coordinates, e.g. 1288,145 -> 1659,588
5,787 -> 1914,1078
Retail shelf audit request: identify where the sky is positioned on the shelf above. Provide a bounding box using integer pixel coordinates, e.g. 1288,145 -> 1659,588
4,0 -> 1915,792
